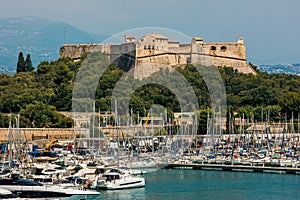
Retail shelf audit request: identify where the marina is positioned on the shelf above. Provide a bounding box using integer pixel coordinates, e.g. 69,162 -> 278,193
0,110 -> 300,199
0,0 -> 299,199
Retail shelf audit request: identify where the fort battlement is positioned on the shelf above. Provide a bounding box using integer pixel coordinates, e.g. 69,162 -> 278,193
60,33 -> 256,78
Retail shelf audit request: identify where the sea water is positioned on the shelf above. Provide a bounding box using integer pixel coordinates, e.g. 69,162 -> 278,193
69,169 -> 300,200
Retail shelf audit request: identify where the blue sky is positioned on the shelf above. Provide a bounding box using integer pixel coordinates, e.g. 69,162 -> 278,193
0,0 -> 299,64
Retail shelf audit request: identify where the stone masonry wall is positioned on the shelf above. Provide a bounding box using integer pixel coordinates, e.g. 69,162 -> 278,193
59,35 -> 256,78
60,44 -> 111,61
0,128 -> 85,142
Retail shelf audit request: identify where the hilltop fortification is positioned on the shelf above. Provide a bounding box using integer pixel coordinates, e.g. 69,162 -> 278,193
60,33 -> 256,78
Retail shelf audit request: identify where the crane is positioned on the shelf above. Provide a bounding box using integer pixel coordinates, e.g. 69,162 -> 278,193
145,112 -> 150,126
45,138 -> 58,151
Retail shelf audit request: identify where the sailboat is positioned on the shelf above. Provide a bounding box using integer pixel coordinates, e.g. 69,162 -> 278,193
91,100 -> 145,190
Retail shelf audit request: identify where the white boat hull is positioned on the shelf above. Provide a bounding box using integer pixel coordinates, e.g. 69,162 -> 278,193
97,177 -> 145,190
0,185 -> 99,198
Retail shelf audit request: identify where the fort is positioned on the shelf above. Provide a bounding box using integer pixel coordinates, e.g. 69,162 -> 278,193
60,33 -> 256,78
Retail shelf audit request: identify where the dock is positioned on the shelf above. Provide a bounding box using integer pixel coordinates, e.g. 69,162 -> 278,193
163,163 -> 300,174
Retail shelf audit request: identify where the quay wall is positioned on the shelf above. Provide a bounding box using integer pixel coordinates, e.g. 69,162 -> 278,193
0,128 -> 86,143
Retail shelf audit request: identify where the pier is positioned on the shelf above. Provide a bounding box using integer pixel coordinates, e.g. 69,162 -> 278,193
163,163 -> 300,174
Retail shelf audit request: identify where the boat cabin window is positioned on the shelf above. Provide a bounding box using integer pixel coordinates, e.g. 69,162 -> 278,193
0,179 -> 43,186
109,169 -> 120,173
0,179 -> 13,185
44,169 -> 56,172
105,174 -> 120,180
34,178 -> 53,183
17,179 -> 43,186
97,168 -> 105,174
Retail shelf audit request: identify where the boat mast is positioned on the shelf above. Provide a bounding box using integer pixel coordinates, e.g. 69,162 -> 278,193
114,100 -> 120,163
98,108 -> 101,153
8,115 -> 13,169
151,108 -> 154,154
73,110 -> 76,153
206,107 -> 210,149
92,101 -> 95,152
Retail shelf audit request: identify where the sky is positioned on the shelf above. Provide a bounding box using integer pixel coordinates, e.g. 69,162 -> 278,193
0,0 -> 299,64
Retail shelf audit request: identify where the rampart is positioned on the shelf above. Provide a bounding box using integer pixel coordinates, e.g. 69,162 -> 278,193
60,33 -> 256,78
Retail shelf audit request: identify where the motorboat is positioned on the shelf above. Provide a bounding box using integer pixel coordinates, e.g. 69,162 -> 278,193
0,177 -> 99,198
93,171 -> 145,190
0,188 -> 18,199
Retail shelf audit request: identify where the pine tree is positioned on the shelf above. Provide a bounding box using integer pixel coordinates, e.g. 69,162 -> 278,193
25,54 -> 34,72
16,52 -> 26,73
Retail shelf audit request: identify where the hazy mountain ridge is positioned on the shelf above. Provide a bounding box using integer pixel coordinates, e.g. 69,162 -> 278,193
0,16 -> 298,76
0,16 -> 108,74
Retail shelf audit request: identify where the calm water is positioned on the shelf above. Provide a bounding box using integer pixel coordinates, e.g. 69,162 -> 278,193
69,169 -> 300,200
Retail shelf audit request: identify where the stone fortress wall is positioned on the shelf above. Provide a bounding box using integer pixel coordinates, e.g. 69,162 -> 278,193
60,33 -> 256,78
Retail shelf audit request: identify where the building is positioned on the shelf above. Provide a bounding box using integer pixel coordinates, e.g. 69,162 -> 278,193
60,33 -> 256,79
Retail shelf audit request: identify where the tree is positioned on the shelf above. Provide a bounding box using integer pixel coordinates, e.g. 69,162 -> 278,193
16,52 -> 26,73
197,109 -> 212,135
20,102 -> 73,128
25,54 -> 34,72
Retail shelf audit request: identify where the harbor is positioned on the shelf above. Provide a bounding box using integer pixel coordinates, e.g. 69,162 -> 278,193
0,103 -> 299,199
68,169 -> 300,200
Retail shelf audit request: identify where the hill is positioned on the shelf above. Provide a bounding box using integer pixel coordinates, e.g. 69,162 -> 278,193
0,16 -> 108,74
0,52 -> 300,130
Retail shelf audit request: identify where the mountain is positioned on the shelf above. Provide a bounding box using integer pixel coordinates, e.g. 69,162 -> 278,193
0,16 -> 108,74
1,16 -> 298,77
258,63 -> 300,76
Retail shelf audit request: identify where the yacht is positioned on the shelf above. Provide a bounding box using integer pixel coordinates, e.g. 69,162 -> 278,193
93,171 -> 145,190
0,177 -> 99,198
0,188 -> 18,199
